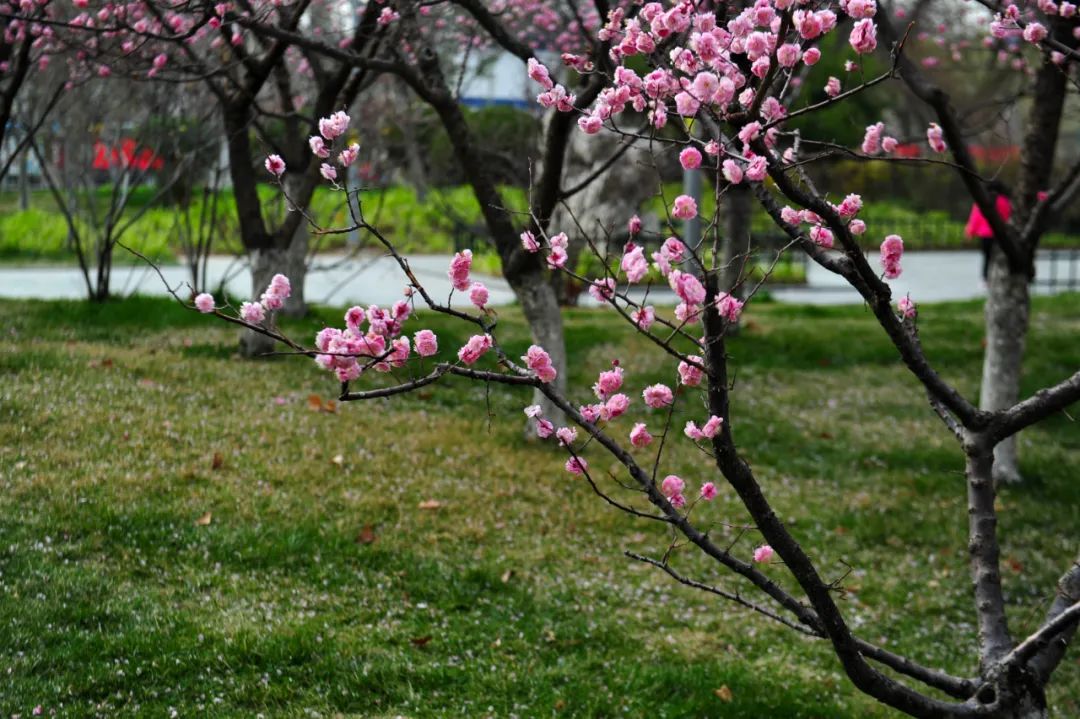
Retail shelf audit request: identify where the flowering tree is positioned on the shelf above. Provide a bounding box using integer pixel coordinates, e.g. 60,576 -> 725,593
186,89 -> 1080,719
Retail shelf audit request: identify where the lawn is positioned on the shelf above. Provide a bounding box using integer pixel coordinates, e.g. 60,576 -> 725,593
0,294 -> 1077,717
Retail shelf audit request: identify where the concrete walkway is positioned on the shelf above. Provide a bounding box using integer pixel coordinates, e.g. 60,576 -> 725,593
0,250 -> 1077,307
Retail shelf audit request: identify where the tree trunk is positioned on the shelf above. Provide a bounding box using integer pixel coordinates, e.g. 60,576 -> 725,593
513,268 -> 568,431
979,249 -> 1030,485
239,239 -> 307,357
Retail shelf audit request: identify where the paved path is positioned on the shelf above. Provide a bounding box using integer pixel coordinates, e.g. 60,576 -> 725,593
0,250 -> 1077,307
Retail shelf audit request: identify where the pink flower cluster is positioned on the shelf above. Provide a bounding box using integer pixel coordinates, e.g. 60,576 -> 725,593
660,474 -> 717,507
880,235 -> 904,279
458,334 -> 493,364
448,249 -> 473,292
523,345 -> 558,383
314,299 -> 414,381
306,110 -> 358,184
685,415 -> 723,440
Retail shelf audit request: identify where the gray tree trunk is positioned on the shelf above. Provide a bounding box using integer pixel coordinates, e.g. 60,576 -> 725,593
979,249 -> 1030,485
513,269 -> 568,430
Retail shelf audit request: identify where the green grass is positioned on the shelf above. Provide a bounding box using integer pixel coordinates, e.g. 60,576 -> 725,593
0,295 -> 1078,717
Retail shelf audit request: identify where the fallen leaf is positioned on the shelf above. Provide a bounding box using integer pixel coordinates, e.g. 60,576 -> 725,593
418,500 -> 443,510
195,511 -> 212,526
410,635 -> 433,647
500,569 -> 514,583
714,685 -> 733,702
331,454 -> 344,467
554,699 -> 566,711
306,395 -> 338,413
211,452 -> 224,470
1006,557 -> 1024,573
356,524 -> 377,544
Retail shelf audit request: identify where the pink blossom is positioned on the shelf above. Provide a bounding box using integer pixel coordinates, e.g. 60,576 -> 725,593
753,545 -> 775,563
320,163 -> 337,182
632,305 -> 655,330
679,146 -> 702,170
448,249 -> 473,291
520,230 -> 540,253
588,278 -> 617,302
669,270 -> 706,305
536,418 -> 555,438
621,244 -> 649,283
898,295 -> 917,318
1023,22 -> 1048,43
825,76 -> 841,97
700,482 -> 718,500
605,393 -> 630,419
377,7 -> 399,25
880,234 -> 904,279
580,403 -> 604,423
849,18 -> 878,53
556,426 -> 578,446
309,136 -> 329,158
414,329 -> 438,357
565,456 -> 588,474
777,43 -> 801,67
738,122 -> 762,147
457,334 -> 493,365
701,415 -> 723,438
745,156 -> 768,182
660,474 -> 685,498
810,225 -> 834,248
862,122 -> 884,155
803,47 -> 822,65
339,144 -> 359,167
627,214 -> 642,236
630,422 -> 653,447
547,245 -> 568,269
881,136 -> 898,153
670,493 -> 687,508
527,57 -> 554,90
672,194 -> 698,220
523,345 -> 558,383
593,366 -> 624,399
318,110 -> 350,140
684,420 -> 706,440
264,154 -> 286,176
578,114 -> 603,134
837,194 -> 863,218
469,282 -> 489,308
240,301 -> 265,324
715,293 -> 745,323
781,206 -> 801,225
927,123 -> 947,153
194,293 -> 215,313
678,356 -> 704,386
643,383 -> 674,409
849,219 -> 867,235
722,159 -> 744,185
261,274 -> 291,310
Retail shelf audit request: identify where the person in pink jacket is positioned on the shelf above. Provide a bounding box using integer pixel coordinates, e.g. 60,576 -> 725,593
964,180 -> 1012,280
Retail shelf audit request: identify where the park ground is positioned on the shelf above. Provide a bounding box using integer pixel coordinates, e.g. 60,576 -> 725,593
0,294 -> 1078,717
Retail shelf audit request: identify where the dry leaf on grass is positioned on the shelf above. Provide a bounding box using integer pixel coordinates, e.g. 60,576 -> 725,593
307,395 -> 338,413
356,524 -> 377,544
714,685 -> 733,702
211,452 -> 224,470
194,511 -> 212,526
418,500 -> 443,510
